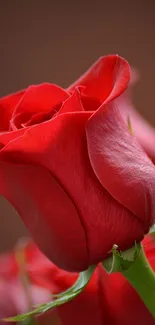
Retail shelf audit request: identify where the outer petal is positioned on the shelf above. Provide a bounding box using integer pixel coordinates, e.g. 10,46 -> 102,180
118,67 -> 155,163
68,55 -> 130,105
120,89 -> 155,163
0,90 -> 25,131
86,100 -> 155,229
0,128 -> 26,147
0,112 -> 144,268
0,162 -> 88,271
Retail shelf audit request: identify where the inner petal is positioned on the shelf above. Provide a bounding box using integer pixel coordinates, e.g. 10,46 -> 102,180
23,104 -> 61,127
11,83 -> 69,130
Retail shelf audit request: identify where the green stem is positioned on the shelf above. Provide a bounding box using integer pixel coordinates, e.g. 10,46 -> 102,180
122,247 -> 155,317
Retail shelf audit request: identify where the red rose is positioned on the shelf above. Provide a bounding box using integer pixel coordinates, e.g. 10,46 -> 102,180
0,55 -> 155,271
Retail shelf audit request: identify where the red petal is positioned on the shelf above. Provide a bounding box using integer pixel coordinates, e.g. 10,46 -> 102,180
86,99 -> 155,229
120,86 -> 155,163
0,128 -> 26,146
23,109 -> 58,127
118,66 -> 155,161
0,112 -> 144,267
0,162 -> 88,271
11,83 -> 69,129
58,87 -> 84,114
68,55 -> 130,105
0,90 -> 25,131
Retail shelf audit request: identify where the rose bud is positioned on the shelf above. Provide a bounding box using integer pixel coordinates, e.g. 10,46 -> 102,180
0,55 -> 155,271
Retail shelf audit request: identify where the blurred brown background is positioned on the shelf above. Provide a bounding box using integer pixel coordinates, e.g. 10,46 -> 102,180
0,1 -> 154,251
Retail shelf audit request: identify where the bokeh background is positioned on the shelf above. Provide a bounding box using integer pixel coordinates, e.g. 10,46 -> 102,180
0,1 -> 155,251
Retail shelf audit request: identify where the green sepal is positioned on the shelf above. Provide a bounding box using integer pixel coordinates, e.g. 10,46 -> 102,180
102,242 -> 141,274
103,243 -> 155,318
